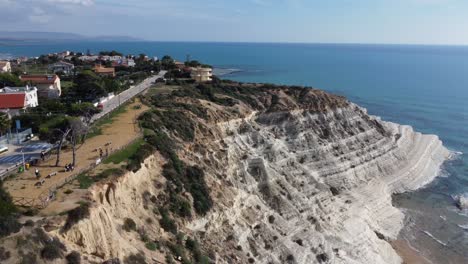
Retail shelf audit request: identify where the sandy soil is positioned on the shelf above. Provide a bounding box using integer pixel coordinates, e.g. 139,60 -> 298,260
391,239 -> 432,264
4,99 -> 148,205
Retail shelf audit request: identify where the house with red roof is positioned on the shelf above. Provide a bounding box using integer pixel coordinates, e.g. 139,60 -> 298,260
20,74 -> 61,98
0,86 -> 38,116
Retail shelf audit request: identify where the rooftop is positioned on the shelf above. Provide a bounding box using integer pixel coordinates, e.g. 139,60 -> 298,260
20,74 -> 59,84
0,93 -> 26,109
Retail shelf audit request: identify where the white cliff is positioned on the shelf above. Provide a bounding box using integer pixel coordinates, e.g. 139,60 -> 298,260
49,86 -> 449,264
186,103 -> 449,264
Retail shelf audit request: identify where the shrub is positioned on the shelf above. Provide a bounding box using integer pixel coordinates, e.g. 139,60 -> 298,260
41,238 -> 66,260
145,242 -> 158,251
169,194 -> 191,217
62,203 -> 90,232
159,208 -> 177,234
76,174 -> 93,189
184,166 -> 212,215
124,253 -> 146,264
0,216 -> 21,238
0,247 -> 10,261
66,251 -> 81,264
123,218 -> 137,232
0,181 -> 20,238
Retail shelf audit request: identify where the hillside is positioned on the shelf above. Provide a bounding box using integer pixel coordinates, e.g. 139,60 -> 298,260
0,80 -> 449,264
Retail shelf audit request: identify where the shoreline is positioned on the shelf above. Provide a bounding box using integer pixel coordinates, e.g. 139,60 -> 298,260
391,239 -> 432,264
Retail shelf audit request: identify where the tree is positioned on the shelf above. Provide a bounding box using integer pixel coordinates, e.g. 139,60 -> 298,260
0,73 -> 23,88
0,113 -> 11,135
72,71 -> 107,101
67,118 -> 89,166
161,55 -> 176,70
39,116 -> 72,166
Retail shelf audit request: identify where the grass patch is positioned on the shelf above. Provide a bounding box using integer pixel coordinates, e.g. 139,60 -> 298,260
104,138 -> 144,164
76,174 -> 93,189
145,241 -> 159,251
76,169 -> 125,189
86,103 -> 129,139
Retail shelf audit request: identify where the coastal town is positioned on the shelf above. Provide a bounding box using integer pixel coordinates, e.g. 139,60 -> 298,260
0,50 -> 213,208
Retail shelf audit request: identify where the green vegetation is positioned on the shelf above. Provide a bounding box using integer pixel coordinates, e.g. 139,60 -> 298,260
185,237 -> 211,264
159,208 -> 177,234
0,181 -> 21,238
40,238 -> 66,260
124,253 -> 146,264
76,174 -> 93,189
104,138 -> 144,164
123,218 -> 137,232
0,73 -> 23,88
77,168 -> 125,189
65,251 -> 81,264
145,241 -> 159,251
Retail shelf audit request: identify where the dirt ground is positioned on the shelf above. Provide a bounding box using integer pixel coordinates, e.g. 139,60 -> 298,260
3,99 -> 149,205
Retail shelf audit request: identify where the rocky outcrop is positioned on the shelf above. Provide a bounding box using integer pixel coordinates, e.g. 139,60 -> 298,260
53,84 -> 449,264
185,103 -> 449,264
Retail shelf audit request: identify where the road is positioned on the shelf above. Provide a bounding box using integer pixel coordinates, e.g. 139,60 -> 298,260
91,70 -> 166,122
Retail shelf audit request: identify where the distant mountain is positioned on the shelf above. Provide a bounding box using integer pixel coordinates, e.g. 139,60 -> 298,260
0,31 -> 144,44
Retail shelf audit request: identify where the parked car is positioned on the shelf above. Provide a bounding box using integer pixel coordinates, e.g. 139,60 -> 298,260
0,145 -> 8,154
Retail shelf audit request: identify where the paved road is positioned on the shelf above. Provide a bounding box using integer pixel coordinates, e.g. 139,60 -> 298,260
91,70 -> 167,122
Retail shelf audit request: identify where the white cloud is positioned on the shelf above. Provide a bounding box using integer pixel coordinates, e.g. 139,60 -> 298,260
47,0 -> 94,6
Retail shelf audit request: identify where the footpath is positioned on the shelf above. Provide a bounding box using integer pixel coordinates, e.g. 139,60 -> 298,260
4,99 -> 149,208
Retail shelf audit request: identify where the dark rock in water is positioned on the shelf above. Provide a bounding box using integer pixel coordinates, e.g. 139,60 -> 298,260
454,195 -> 468,210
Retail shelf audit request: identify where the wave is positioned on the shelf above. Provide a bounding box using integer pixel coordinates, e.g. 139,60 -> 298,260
457,224 -> 468,230
0,53 -> 13,60
422,231 -> 447,247
213,68 -> 243,76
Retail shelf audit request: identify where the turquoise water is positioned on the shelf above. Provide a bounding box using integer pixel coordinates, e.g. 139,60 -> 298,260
2,42 -> 468,262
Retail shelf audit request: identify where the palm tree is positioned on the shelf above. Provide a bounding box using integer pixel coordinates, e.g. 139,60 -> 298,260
0,113 -> 11,136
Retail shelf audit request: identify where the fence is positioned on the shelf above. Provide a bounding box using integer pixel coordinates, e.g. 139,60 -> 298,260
8,75 -> 156,209
11,135 -> 143,209
0,128 -> 33,146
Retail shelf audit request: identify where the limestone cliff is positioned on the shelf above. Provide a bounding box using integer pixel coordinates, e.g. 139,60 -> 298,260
16,82 -> 449,264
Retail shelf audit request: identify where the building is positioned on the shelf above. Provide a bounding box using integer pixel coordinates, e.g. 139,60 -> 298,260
93,65 -> 115,77
20,74 -> 61,98
0,61 -> 11,73
48,61 -> 75,75
79,55 -> 99,61
57,51 -> 71,59
190,67 -> 213,82
0,86 -> 38,116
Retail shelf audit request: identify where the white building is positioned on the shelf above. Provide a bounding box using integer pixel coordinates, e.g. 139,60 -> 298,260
20,74 -> 62,98
191,67 -> 213,82
0,61 -> 11,73
0,86 -> 38,116
48,61 -> 75,75
79,55 -> 99,61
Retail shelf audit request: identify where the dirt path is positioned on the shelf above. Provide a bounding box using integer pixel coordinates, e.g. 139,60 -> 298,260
4,99 -> 149,204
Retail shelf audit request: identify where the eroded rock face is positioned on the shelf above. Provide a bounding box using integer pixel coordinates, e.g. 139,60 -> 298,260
56,85 -> 449,264
186,103 -> 449,264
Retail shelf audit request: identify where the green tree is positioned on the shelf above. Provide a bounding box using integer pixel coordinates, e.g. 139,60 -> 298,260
0,112 -> 11,135
0,73 -> 23,88
72,71 -> 107,101
161,55 -> 176,70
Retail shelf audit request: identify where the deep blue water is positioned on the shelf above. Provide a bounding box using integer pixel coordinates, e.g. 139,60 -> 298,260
1,42 -> 468,261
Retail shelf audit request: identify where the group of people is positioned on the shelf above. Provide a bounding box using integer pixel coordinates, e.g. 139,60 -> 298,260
65,163 -> 75,172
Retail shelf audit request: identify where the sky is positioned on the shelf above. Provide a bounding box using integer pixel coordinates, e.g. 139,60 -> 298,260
1,0 -> 468,45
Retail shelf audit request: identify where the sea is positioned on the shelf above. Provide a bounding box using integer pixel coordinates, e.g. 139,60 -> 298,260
1,42 -> 467,263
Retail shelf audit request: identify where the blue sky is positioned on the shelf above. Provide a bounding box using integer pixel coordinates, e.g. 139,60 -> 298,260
1,0 -> 468,44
